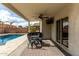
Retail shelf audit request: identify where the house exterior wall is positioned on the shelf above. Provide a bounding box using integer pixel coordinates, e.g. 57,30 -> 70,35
42,19 -> 51,40
51,4 -> 79,56
17,28 -> 28,33
0,24 -> 7,33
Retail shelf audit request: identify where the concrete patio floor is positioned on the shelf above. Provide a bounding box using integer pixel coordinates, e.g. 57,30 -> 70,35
21,40 -> 64,56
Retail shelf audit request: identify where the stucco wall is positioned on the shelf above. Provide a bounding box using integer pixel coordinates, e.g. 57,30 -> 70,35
51,4 -> 79,56
42,19 -> 51,40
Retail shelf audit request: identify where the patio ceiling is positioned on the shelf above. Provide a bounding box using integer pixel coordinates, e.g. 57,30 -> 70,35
3,3 -> 71,21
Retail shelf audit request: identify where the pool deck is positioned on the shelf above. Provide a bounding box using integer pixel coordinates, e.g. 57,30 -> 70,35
21,40 -> 64,56
0,33 -> 64,56
0,33 -> 26,36
0,34 -> 27,56
0,34 -> 8,36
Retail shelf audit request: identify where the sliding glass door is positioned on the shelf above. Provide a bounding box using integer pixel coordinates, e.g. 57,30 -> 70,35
62,17 -> 68,47
56,17 -> 69,47
56,20 -> 61,43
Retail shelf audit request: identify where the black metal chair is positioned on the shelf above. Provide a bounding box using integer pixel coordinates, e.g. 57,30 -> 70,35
27,32 -> 42,49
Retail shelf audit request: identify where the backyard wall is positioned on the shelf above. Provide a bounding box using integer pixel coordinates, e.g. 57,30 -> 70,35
51,4 -> 79,56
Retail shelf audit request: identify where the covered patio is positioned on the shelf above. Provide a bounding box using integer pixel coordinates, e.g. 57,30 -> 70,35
1,3 -> 79,56
0,3 -> 67,56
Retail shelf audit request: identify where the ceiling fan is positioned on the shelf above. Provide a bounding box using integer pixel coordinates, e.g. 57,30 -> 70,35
38,14 -> 54,20
33,10 -> 54,21
33,10 -> 49,20
33,13 -> 54,24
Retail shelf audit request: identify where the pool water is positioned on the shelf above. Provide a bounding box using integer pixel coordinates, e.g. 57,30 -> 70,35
0,34 -> 23,44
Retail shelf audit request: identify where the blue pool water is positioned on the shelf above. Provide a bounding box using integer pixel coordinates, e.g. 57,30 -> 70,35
0,34 -> 23,43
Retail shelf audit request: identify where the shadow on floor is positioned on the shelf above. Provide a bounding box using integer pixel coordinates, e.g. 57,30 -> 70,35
42,41 -> 55,47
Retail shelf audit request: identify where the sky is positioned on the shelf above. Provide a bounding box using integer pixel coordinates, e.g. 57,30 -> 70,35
0,4 -> 28,27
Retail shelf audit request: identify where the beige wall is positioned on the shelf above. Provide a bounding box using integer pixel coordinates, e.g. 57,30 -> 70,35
42,19 -> 51,40
51,4 -> 79,56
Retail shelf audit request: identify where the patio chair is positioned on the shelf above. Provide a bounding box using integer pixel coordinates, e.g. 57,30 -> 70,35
27,32 -> 42,49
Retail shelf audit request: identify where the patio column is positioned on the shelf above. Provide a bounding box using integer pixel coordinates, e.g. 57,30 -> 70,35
39,20 -> 42,32
28,21 -> 30,32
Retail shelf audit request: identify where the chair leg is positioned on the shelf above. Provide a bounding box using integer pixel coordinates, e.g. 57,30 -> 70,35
27,43 -> 29,48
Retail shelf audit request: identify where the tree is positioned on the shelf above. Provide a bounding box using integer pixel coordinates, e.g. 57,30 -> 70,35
0,21 -> 4,24
18,25 -> 23,28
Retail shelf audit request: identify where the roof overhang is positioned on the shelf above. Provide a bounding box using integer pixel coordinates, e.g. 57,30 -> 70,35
3,3 -> 29,21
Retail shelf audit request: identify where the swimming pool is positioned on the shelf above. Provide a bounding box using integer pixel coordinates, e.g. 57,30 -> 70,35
0,34 -> 23,44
